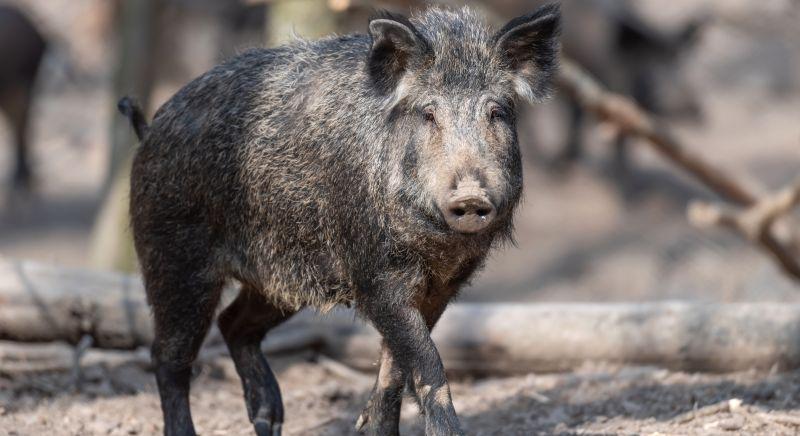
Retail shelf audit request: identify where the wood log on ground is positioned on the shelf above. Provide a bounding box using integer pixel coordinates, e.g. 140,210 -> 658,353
290,303 -> 800,374
3,257 -> 800,373
0,257 -> 151,349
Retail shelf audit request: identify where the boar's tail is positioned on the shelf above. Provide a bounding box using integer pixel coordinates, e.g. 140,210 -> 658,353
117,96 -> 149,141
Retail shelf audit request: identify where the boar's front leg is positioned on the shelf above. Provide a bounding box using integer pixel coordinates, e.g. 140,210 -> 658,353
356,344 -> 404,435
360,283 -> 462,436
357,289 -> 456,435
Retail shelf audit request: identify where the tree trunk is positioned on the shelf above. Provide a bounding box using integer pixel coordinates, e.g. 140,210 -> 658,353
106,0 -> 159,188
90,0 -> 161,272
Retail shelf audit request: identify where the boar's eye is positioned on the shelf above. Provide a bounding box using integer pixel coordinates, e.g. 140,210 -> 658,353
422,106 -> 437,125
489,105 -> 506,122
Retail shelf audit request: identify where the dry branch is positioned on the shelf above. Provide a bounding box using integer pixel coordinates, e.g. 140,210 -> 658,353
689,179 -> 800,242
4,257 -> 800,373
556,59 -> 800,281
689,179 -> 800,279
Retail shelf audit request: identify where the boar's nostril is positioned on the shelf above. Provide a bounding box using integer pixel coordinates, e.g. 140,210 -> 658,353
442,195 -> 496,234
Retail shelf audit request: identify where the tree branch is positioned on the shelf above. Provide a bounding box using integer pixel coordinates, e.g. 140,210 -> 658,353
689,180 -> 800,278
556,58 -> 800,281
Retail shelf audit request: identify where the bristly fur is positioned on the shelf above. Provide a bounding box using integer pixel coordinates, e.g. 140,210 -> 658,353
132,6 -> 559,312
129,5 -> 560,435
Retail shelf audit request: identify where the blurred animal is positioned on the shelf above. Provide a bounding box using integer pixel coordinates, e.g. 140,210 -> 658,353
556,0 -> 704,171
123,4 -> 560,436
0,5 -> 46,192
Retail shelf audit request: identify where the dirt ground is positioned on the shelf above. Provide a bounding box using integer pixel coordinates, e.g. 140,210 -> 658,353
1,342 -> 800,436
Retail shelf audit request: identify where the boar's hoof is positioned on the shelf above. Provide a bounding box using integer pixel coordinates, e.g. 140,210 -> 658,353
254,418 -> 281,436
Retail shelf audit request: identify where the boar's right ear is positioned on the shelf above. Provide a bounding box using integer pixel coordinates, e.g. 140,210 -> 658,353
494,3 -> 561,103
367,11 -> 429,95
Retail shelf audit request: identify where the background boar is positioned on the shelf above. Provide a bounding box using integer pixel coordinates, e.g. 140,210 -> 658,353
0,5 -> 47,193
125,4 -> 559,436
490,0 -> 703,174
556,0 -> 704,172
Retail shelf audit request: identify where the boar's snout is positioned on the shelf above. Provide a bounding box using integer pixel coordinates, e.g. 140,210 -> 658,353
440,180 -> 496,234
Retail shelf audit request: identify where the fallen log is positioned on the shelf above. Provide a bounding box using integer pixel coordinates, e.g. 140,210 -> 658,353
3,257 -> 800,373
0,257 -> 151,348
291,303 -> 800,374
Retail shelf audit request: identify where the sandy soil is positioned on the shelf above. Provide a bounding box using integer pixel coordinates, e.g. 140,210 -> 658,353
2,343 -> 800,436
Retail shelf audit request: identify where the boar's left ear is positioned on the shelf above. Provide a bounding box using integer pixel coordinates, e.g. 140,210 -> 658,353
367,11 -> 430,95
494,3 -> 561,103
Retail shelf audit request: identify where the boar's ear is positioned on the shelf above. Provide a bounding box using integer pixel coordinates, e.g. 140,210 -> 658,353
367,11 -> 429,95
494,3 -> 561,103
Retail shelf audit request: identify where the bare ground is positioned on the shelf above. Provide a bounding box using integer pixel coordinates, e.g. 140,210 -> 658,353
1,342 -> 800,435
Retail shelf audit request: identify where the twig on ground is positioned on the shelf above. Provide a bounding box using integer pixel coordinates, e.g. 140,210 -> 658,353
293,415 -> 350,434
675,400 -> 731,424
71,334 -> 94,391
758,412 -> 800,427
316,354 -> 373,385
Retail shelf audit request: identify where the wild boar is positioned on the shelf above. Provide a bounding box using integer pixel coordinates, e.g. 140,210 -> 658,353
123,4 -> 560,435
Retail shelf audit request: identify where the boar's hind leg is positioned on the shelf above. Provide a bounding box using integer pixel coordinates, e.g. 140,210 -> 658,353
218,286 -> 296,436
362,294 -> 463,436
147,260 -> 225,436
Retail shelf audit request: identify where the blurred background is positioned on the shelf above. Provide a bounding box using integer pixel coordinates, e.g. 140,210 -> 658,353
1,0 -> 798,302
2,1 -> 800,434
